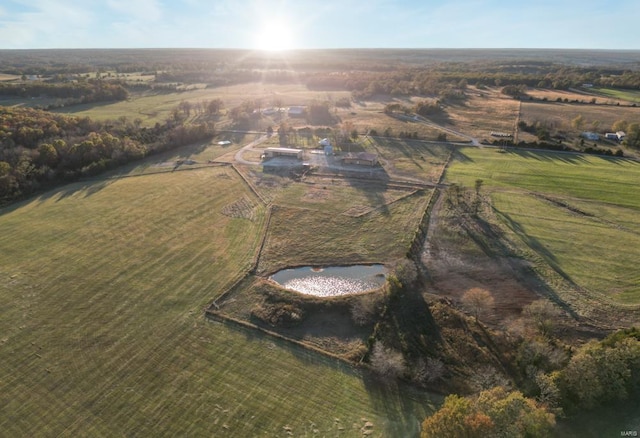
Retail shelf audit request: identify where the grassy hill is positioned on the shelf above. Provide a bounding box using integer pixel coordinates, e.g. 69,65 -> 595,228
0,165 -> 439,437
445,147 -> 640,311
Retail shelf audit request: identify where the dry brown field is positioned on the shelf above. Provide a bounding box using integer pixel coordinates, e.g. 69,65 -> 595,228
0,73 -> 19,82
524,87 -> 636,106
443,87 -> 520,142
521,100 -> 640,133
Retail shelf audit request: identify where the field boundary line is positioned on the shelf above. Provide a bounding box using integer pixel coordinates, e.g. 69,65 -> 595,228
211,206 -> 272,308
407,147 -> 454,259
205,309 -> 360,367
230,164 -> 269,205
252,205 -> 273,274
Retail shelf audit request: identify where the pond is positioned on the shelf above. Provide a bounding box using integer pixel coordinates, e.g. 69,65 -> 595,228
270,264 -> 387,297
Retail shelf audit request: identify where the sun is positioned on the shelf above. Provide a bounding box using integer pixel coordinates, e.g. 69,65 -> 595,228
254,20 -> 294,52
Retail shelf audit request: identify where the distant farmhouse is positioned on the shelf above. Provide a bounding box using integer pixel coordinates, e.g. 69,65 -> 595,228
604,131 -> 626,142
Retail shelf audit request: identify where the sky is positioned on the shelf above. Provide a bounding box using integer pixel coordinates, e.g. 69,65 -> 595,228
0,0 -> 638,50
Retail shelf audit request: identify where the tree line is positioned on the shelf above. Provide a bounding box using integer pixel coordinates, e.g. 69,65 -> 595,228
0,106 -> 216,205
0,80 -> 128,105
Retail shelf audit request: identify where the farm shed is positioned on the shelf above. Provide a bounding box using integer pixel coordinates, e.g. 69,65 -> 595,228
342,152 -> 378,167
263,147 -> 303,159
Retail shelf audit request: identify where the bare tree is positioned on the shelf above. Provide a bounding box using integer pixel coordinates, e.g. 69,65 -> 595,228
470,365 -> 510,391
461,288 -> 494,322
370,341 -> 405,381
413,357 -> 445,384
350,293 -> 383,327
523,300 -> 562,338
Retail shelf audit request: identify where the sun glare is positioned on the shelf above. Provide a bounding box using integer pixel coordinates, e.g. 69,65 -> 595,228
254,20 -> 294,52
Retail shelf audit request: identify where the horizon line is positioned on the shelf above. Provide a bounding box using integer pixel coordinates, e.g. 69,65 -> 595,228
2,47 -> 640,52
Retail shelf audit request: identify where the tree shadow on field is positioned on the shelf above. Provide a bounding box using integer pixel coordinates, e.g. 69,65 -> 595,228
597,154 -> 640,167
342,174 -> 393,216
0,176 -> 116,217
362,372 -> 442,438
450,147 -> 474,163
229,317 -> 362,376
492,206 -> 580,319
55,179 -> 114,202
53,100 -> 115,115
504,148 -> 589,165
375,137 -> 425,170
325,142 -> 393,216
172,139 -> 212,160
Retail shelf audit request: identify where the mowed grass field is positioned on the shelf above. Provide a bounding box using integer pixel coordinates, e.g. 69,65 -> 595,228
0,166 -> 438,437
591,87 -> 640,104
445,147 -> 640,306
257,189 -> 432,274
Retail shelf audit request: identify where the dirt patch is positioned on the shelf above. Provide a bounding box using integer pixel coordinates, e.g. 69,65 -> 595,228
423,244 -> 539,326
421,192 -> 543,327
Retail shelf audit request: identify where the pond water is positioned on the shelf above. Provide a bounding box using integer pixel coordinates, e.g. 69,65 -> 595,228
270,264 -> 387,297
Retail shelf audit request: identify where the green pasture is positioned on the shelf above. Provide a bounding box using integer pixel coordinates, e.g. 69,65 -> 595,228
446,146 -> 640,305
0,166 -> 438,437
53,89 -> 227,126
447,148 -> 640,209
492,191 -> 640,305
592,87 -> 640,104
